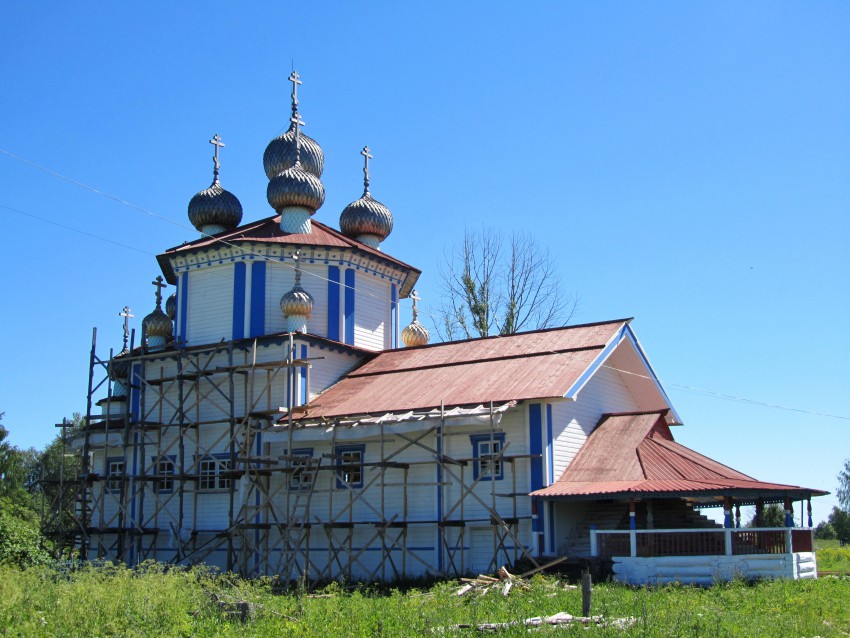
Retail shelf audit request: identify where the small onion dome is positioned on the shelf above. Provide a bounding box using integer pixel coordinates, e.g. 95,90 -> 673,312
267,164 -> 325,213
280,284 -> 314,320
187,180 -> 243,233
263,126 -> 324,180
165,292 -> 177,320
108,349 -> 131,382
340,194 -> 393,247
401,319 -> 429,347
143,306 -> 173,340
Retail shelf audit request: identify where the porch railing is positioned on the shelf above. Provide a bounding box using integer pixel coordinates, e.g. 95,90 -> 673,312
590,527 -> 814,559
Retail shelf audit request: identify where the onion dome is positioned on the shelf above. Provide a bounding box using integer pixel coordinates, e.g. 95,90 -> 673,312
263,71 -> 324,179
188,134 -> 243,235
340,146 -> 393,248
280,253 -> 314,333
267,164 -> 325,212
142,277 -> 173,349
108,350 -> 131,382
401,291 -> 430,347
165,292 -> 177,320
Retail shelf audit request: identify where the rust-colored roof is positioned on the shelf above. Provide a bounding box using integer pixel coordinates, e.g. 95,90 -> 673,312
532,411 -> 827,499
295,319 -> 630,420
156,216 -> 420,291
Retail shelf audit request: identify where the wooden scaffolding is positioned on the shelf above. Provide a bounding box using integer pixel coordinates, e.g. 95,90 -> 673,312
56,327 -> 542,583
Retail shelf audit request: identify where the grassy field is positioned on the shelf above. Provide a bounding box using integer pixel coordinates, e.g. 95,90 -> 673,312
1,562 -> 849,637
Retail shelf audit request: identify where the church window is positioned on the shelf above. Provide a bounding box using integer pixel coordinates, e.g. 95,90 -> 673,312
106,458 -> 124,493
335,445 -> 365,488
155,457 -> 175,493
471,433 -> 506,481
289,449 -> 314,490
199,455 -> 231,491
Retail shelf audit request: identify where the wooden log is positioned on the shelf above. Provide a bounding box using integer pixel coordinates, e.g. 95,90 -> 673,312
581,570 -> 592,617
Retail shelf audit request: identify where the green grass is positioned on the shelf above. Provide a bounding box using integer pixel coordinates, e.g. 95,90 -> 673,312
0,563 -> 849,636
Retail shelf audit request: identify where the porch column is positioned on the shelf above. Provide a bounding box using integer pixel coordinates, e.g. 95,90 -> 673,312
755,498 -> 764,527
734,502 -> 741,529
628,498 -> 637,557
807,498 -> 813,528
723,496 -> 733,529
784,497 -> 793,528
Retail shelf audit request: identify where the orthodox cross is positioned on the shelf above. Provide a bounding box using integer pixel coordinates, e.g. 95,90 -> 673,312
290,112 -> 305,163
119,306 -> 134,351
209,134 -> 225,181
361,146 -> 372,196
289,70 -> 302,118
152,276 -> 167,308
410,289 -> 421,321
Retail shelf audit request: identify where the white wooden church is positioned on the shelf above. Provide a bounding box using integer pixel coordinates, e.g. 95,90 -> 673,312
74,73 -> 825,585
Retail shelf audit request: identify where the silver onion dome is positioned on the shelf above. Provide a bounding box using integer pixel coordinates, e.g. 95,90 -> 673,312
143,277 -> 173,342
401,290 -> 429,347
340,146 -> 393,247
188,134 -> 243,233
280,285 -> 314,319
264,71 -> 324,179
188,181 -> 243,232
165,293 -> 177,320
143,306 -> 173,339
267,165 -> 325,213
264,127 -> 324,180
108,349 -> 131,382
340,195 -> 394,243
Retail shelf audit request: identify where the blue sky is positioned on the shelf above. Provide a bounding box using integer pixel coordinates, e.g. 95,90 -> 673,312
0,2 -> 847,525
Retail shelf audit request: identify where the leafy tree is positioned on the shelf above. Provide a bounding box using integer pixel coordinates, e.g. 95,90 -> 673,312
815,521 -> 836,540
0,497 -> 50,567
747,503 -> 787,528
436,228 -> 577,340
837,458 -> 850,512
829,506 -> 850,541
0,413 -> 39,509
38,414 -> 84,532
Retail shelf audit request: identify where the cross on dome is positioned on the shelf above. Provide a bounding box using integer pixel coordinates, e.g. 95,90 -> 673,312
209,134 -> 225,181
290,113 -> 306,164
289,70 -> 302,118
119,306 -> 134,351
361,146 -> 373,196
410,290 -> 421,321
151,276 -> 167,307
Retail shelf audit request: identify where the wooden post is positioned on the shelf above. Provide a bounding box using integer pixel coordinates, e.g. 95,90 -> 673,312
581,570 -> 592,617
628,498 -> 637,556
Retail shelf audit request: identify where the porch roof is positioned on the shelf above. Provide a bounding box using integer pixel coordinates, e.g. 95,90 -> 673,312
531,411 -> 827,502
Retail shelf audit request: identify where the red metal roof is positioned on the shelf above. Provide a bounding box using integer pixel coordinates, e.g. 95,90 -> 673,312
532,411 -> 827,499
295,319 -> 629,420
156,216 -> 420,290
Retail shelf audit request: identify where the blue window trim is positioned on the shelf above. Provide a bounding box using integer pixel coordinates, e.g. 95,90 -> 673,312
105,456 -> 125,493
232,262 -> 246,340
327,266 -> 340,341
335,444 -> 365,489
196,453 -> 232,492
344,268 -> 355,345
289,447 -> 314,490
151,455 -> 176,494
470,433 -> 506,481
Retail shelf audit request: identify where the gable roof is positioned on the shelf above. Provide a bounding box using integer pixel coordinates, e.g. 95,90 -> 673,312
156,216 -> 421,294
532,411 -> 827,502
294,319 -> 634,421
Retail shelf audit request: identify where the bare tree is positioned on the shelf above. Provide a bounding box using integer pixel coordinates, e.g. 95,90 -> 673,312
435,228 -> 577,340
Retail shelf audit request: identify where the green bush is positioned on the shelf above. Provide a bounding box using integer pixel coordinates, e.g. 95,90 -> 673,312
0,497 -> 50,568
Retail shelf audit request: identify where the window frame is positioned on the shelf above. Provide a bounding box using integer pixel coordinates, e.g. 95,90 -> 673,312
470,433 -> 506,481
153,456 -> 176,493
289,448 -> 314,491
106,457 -> 125,493
334,444 -> 365,489
198,454 -> 232,492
